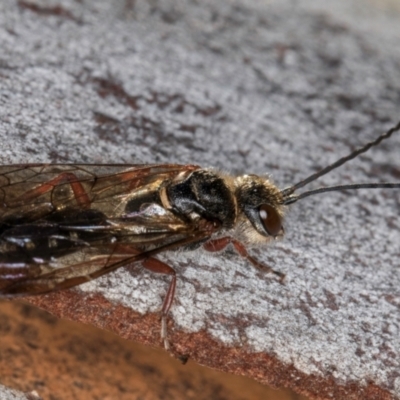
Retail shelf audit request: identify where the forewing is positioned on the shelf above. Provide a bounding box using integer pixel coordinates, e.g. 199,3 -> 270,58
0,163 -> 205,296
0,164 -> 199,220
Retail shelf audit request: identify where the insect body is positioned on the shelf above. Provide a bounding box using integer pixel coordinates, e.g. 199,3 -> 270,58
0,122 -> 399,354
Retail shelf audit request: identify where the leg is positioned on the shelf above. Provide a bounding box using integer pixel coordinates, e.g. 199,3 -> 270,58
204,237 -> 285,282
142,257 -> 187,362
23,172 -> 91,208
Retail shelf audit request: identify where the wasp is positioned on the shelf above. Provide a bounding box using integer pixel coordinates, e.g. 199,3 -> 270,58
0,122 -> 399,355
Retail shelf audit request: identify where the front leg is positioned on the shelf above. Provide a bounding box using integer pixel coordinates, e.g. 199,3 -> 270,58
203,237 -> 285,282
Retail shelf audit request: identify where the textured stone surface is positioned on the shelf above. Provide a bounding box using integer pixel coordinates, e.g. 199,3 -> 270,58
0,0 -> 400,399
0,385 -> 35,400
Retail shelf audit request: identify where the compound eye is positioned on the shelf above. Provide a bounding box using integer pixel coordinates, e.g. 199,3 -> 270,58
259,204 -> 282,237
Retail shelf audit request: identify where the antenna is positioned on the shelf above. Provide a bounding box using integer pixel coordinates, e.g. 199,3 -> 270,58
281,121 -> 400,205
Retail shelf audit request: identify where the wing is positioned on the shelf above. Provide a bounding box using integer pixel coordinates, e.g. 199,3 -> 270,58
0,163 -> 210,296
0,163 -> 199,220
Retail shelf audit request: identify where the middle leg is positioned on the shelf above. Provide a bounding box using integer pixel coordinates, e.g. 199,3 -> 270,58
141,257 -> 183,357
